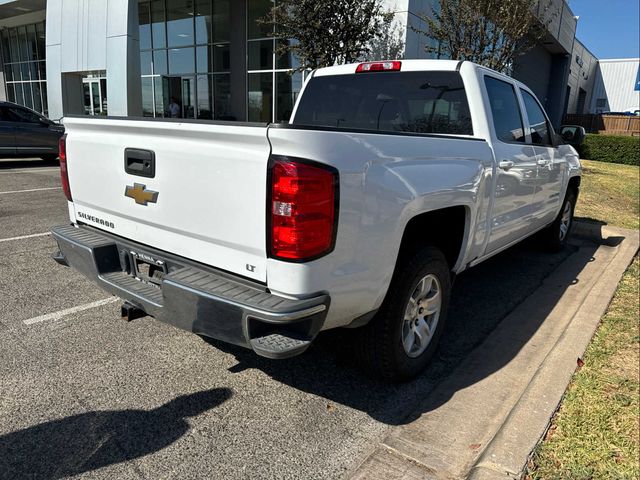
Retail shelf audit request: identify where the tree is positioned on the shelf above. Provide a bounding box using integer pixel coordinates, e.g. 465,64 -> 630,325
262,0 -> 393,71
415,0 -> 556,73
363,11 -> 406,61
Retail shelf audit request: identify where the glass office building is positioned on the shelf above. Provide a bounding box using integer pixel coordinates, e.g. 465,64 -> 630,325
0,0 -> 469,123
0,0 -> 589,127
138,0 -> 303,122
0,21 -> 48,116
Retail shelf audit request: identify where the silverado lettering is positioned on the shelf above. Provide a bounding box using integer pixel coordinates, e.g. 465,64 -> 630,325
77,212 -> 115,229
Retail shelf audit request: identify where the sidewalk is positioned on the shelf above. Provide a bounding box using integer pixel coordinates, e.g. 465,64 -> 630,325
349,223 -> 639,480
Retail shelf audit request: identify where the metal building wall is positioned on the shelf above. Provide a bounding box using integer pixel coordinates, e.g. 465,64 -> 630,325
566,39 -> 597,115
513,45 -> 554,103
590,59 -> 640,113
536,0 -> 577,53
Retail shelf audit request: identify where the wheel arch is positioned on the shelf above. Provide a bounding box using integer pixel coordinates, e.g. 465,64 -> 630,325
567,174 -> 581,197
395,205 -> 470,275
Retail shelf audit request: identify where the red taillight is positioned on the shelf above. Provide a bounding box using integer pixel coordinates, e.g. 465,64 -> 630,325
356,61 -> 402,73
270,157 -> 338,261
58,134 -> 72,201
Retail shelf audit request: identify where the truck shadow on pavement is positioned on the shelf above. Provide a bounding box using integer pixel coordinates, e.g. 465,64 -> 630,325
0,230 -> 626,480
210,231 -> 622,426
0,388 -> 232,480
0,158 -> 59,170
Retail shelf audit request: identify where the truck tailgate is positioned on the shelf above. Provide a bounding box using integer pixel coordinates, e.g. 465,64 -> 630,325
63,117 -> 270,282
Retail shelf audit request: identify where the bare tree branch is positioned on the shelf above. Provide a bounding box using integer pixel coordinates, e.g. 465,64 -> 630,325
414,0 -> 558,73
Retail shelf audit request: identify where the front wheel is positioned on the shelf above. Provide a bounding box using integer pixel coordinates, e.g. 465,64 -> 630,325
541,190 -> 576,252
355,246 -> 451,381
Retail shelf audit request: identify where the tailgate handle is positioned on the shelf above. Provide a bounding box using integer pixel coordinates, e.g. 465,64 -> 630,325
125,148 -> 155,178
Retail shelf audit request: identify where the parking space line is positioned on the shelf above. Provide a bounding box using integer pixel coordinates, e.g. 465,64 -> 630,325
0,232 -> 52,243
0,187 -> 62,195
23,298 -> 120,325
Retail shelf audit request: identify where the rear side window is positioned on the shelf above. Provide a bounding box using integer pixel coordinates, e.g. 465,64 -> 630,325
6,107 -> 42,123
293,71 -> 473,135
484,76 -> 525,143
520,90 -> 551,145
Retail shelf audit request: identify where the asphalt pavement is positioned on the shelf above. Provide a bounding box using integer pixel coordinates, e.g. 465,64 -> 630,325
0,159 -> 586,480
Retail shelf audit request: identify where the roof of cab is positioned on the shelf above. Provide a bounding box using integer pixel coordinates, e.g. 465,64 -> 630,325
311,59 -> 538,96
313,59 -> 463,77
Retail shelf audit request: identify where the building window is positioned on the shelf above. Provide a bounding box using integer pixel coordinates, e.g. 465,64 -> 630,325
139,0 -> 232,119
1,22 -> 48,117
247,0 -> 304,123
139,0 -> 304,122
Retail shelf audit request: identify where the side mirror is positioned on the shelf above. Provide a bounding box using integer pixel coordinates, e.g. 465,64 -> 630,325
559,125 -> 585,148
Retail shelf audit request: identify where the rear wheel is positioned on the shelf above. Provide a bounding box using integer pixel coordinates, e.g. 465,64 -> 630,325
355,246 -> 451,381
541,190 -> 576,252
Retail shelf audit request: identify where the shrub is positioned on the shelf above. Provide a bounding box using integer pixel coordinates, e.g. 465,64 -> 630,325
578,134 -> 640,166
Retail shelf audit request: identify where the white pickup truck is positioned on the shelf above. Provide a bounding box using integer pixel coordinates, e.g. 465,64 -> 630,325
52,60 -> 583,380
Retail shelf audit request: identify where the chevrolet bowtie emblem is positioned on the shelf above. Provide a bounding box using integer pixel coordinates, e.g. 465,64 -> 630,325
124,183 -> 159,206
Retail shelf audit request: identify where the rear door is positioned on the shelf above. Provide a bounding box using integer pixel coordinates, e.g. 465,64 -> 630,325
483,75 -> 539,254
519,88 -> 565,227
64,118 -> 271,282
0,106 -> 16,156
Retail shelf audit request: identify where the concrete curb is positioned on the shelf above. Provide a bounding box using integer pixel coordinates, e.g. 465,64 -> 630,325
349,222 -> 639,480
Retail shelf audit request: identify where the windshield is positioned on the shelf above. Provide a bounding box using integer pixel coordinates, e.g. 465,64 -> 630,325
293,71 -> 473,135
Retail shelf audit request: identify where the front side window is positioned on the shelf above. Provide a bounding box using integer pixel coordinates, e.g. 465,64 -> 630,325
293,71 -> 473,135
521,90 -> 551,145
484,76 -> 525,143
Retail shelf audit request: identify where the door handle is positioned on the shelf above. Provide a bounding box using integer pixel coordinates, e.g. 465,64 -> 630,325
125,148 -> 155,178
499,160 -> 514,170
537,159 -> 551,166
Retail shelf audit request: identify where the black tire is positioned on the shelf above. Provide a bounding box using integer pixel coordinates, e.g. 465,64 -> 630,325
355,246 -> 451,382
540,189 -> 577,252
41,154 -> 58,163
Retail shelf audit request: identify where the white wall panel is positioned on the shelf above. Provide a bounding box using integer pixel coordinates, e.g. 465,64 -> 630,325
59,0 -> 80,72
45,43 -> 63,119
46,0 -> 141,119
87,0 -> 108,71
106,0 -> 132,38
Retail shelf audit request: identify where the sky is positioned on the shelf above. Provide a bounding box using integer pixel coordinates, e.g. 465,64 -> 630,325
568,0 -> 640,59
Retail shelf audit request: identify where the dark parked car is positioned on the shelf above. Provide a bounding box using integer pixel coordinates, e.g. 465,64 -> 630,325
0,101 -> 65,161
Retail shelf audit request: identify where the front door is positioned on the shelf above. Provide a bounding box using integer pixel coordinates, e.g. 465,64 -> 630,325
520,88 -> 565,227
4,105 -> 59,155
483,75 -> 539,254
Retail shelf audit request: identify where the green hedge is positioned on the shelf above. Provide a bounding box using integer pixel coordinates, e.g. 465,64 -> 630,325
578,134 -> 640,166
